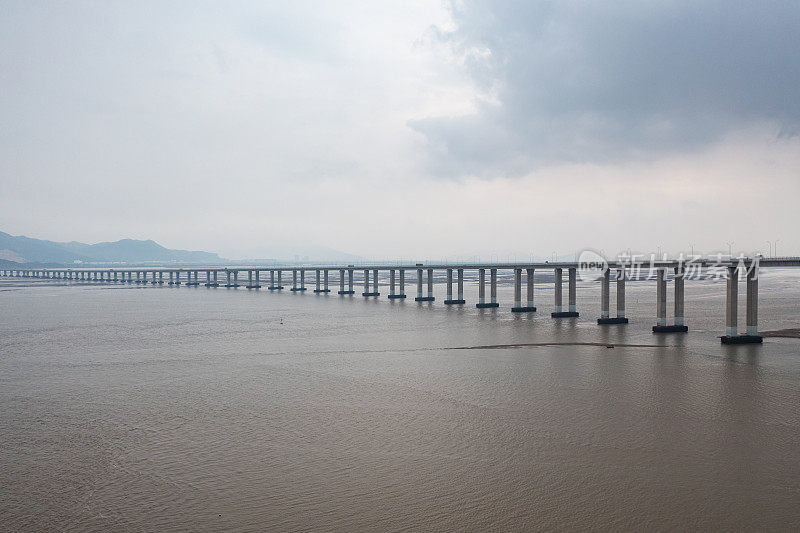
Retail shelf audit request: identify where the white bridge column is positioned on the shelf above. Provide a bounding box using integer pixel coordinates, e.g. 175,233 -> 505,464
726,266 -> 738,337
338,269 -> 345,294
490,268 -> 497,305
390,269 -> 396,296
746,266 -> 758,336
477,268 -> 486,306
427,268 -> 434,299
363,269 -> 370,296
674,266 -> 685,326
399,269 -> 405,297
601,268 -> 610,318
656,268 -> 667,326
446,268 -> 453,302
416,269 -> 423,300
458,268 -> 464,302
616,268 -> 626,319
554,268 -> 563,313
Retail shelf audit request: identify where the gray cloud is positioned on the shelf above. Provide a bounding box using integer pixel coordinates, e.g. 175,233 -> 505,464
411,1 -> 800,177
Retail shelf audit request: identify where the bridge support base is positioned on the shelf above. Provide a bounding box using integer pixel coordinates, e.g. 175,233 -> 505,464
444,299 -> 465,305
598,317 -> 628,324
204,283 -> 219,287
415,296 -> 435,302
314,289 -> 331,293
476,302 -> 499,308
338,290 -> 355,295
721,335 -> 763,344
290,287 -> 307,292
388,294 -> 406,299
511,306 -> 537,313
361,292 -> 380,297
552,311 -> 579,318
653,325 -> 688,333
268,286 -> 284,290
246,285 -> 261,289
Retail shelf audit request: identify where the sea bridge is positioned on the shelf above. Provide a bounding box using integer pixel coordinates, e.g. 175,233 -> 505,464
4,258 -> 800,344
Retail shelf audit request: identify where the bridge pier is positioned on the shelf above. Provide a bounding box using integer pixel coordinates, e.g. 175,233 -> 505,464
553,267 -> 579,317
598,268 -> 628,324
477,268 -> 499,308
722,265 -> 762,344
362,269 -> 379,296
246,269 -> 260,289
415,268 -> 434,301
653,267 -> 688,333
512,268 -> 536,312
314,269 -> 330,293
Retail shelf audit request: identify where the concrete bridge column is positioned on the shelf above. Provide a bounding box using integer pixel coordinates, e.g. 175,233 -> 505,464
225,271 -> 232,287
657,268 -> 667,326
674,266 -> 685,326
426,268 -> 435,301
415,268 -> 434,302
362,269 -> 371,296
725,266 -> 738,337
597,268 -> 623,324
175,271 -> 182,285
324,270 -> 329,292
348,269 -> 354,294
654,266 -> 687,332
136,271 -> 141,283
616,268 -> 627,322
247,270 -> 253,288
250,270 -> 261,289
158,271 -> 163,284
277,270 -> 284,289
153,271 -> 160,284
526,268 -> 535,310
746,267 -> 760,338
291,270 -> 298,291
477,268 -> 486,307
270,270 -> 276,290
168,271 -> 174,285
338,269 -> 346,294
388,269 -> 405,299
300,270 -> 306,291
444,269 -> 455,304
722,264 -> 763,343
490,269 -> 498,306
512,268 -> 535,312
458,269 -> 465,303
554,268 -> 563,313
315,269 -> 321,292
373,269 -> 379,296
205,271 -> 213,287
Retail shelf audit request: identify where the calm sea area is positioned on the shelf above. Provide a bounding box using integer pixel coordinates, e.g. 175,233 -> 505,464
2,271 -> 800,531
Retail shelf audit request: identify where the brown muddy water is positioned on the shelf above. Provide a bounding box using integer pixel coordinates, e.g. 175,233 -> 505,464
2,271 -> 800,531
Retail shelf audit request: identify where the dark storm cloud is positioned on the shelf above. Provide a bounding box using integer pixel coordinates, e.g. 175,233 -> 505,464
410,1 -> 800,177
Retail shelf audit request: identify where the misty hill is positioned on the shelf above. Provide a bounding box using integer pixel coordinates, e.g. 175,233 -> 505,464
0,231 -> 222,264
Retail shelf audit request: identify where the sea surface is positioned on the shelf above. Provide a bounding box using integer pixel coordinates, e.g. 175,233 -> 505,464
2,271 -> 800,531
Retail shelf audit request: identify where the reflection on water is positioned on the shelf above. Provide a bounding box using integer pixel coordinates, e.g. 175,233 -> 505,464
1,272 -> 800,531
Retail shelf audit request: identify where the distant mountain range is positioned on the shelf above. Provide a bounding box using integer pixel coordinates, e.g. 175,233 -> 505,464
0,231 -> 222,265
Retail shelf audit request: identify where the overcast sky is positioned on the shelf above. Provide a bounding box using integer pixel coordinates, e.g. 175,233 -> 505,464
1,1 -> 798,260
